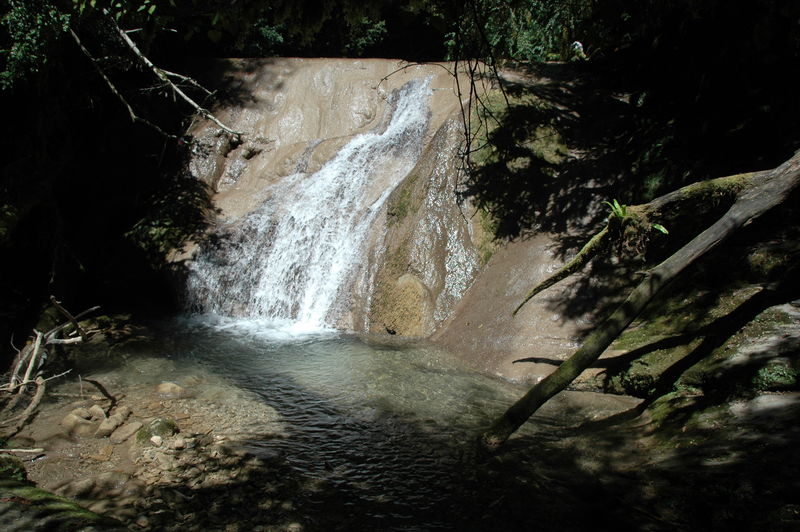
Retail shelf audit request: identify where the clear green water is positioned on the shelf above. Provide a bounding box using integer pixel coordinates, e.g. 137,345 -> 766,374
115,317 -> 642,531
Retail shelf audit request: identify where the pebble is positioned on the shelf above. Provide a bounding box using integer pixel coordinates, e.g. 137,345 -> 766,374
154,451 -> 175,470
95,414 -> 125,438
150,435 -> 163,446
87,444 -> 114,462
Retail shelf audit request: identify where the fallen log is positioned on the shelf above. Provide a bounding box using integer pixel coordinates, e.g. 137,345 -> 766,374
481,149 -> 800,449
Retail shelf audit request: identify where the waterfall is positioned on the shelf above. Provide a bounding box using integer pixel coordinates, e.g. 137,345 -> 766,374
186,78 -> 433,331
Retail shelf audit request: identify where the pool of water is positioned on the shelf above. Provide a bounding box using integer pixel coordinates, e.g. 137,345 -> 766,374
107,317 -> 644,530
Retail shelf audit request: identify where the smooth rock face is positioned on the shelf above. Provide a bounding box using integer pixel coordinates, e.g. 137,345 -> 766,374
110,421 -> 143,444
179,58 -> 621,383
432,234 -> 593,383
366,118 -> 482,336
183,58 -> 481,334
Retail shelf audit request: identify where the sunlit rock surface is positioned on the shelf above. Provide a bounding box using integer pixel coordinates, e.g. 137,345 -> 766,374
182,58 -> 607,384
184,58 -> 481,335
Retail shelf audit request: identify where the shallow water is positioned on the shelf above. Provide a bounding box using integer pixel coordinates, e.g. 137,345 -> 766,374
107,317 -> 643,530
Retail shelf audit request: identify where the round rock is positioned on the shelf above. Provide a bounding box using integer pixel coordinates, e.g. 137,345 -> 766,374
156,381 -> 186,398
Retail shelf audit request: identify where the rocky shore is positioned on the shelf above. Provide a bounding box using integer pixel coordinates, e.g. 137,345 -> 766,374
3,355 -> 308,531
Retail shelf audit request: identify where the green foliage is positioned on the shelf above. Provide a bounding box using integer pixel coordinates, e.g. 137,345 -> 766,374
651,223 -> 669,235
0,0 -> 70,89
241,18 -> 285,56
604,200 -> 668,235
604,199 -> 627,219
344,17 -> 387,56
0,203 -> 18,245
70,0 -> 171,19
0,454 -> 27,482
446,0 -> 592,62
125,174 -> 214,264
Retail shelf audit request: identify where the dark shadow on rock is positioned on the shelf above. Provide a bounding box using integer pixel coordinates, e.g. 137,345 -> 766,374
187,58 -> 288,113
461,59 -> 800,328
581,285 -> 798,428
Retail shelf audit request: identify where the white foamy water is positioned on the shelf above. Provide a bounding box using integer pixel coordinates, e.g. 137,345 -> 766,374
187,78 -> 433,330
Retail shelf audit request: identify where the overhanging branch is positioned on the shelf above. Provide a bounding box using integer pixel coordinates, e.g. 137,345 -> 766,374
107,11 -> 243,139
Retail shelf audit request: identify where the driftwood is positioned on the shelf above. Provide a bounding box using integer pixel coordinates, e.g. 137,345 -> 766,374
481,150 -> 800,449
1,300 -> 99,435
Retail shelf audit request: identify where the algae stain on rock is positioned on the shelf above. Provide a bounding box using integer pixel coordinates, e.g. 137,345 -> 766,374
366,118 -> 481,337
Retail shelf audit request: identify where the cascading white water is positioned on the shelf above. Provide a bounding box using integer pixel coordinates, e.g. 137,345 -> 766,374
186,78 -> 433,330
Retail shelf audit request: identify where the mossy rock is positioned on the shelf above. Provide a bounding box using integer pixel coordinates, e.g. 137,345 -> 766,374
150,417 -> 179,437
136,417 -> 179,443
752,360 -> 798,391
0,454 -> 27,482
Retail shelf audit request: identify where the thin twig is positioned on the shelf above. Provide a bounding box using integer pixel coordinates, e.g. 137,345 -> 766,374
11,377 -> 46,434
107,11 -> 243,139
49,296 -> 86,341
0,448 -> 45,454
159,69 -> 213,96
8,344 -> 30,388
46,337 -> 84,345
69,29 -> 176,139
45,306 -> 100,339
0,369 -> 71,393
20,331 -> 43,391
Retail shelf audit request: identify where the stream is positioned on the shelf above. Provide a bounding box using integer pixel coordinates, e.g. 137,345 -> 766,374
171,64 -> 650,530
119,316 -> 646,531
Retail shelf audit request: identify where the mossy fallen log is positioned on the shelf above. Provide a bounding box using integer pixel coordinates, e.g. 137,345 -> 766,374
482,150 -> 800,449
513,170 -> 760,317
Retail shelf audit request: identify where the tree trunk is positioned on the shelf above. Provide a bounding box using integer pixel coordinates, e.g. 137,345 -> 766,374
480,150 -> 800,450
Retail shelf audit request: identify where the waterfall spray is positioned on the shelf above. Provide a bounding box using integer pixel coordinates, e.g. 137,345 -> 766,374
186,78 -> 433,331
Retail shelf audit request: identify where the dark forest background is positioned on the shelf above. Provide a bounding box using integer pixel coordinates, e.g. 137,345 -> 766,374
1,0 -> 798,354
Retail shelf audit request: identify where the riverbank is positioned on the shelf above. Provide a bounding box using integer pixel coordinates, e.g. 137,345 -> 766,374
1,315 -> 798,530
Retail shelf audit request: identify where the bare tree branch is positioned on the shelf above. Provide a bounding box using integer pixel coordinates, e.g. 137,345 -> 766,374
481,150 -> 800,449
107,11 -> 243,139
69,29 -> 176,139
49,295 -> 86,341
